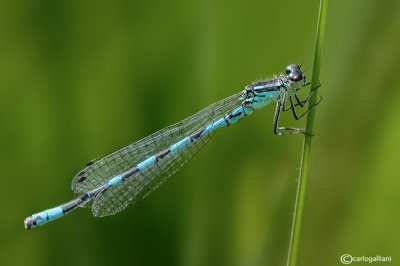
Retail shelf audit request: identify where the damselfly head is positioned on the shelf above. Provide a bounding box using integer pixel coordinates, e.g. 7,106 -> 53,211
285,64 -> 307,88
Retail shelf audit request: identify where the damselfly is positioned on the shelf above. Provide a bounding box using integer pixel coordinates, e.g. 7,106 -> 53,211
24,64 -> 321,230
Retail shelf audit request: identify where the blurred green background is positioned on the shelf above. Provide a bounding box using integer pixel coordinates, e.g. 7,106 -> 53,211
1,0 -> 399,265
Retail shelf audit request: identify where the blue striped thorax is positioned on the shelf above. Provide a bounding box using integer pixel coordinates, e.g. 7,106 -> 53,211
242,77 -> 284,110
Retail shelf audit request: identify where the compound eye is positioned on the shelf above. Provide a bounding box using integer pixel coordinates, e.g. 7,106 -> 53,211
286,67 -> 291,75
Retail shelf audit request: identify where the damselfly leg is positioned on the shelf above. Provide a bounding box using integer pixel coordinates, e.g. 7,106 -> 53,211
274,86 -> 322,136
286,94 -> 322,120
282,83 -> 321,111
274,99 -> 307,135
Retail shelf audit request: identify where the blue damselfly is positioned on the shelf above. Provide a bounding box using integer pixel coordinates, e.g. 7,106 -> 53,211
24,64 -> 321,230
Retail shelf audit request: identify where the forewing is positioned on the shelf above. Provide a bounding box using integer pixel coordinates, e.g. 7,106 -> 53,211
71,92 -> 243,200
90,92 -> 243,216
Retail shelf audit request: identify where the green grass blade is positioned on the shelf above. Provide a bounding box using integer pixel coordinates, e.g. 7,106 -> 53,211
286,0 -> 328,266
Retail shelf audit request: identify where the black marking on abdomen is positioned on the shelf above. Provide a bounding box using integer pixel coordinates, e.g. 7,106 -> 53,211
190,128 -> 206,142
80,193 -> 90,201
60,185 -> 107,214
122,166 -> 139,180
25,216 -> 42,230
229,110 -> 242,119
224,116 -> 230,126
155,148 -> 171,162
86,161 -> 94,167
62,197 -> 86,214
62,203 -> 75,214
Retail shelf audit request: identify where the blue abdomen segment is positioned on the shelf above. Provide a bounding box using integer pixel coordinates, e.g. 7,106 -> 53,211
24,206 -> 64,229
24,187 -> 103,229
170,137 -> 191,152
107,174 -> 123,186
